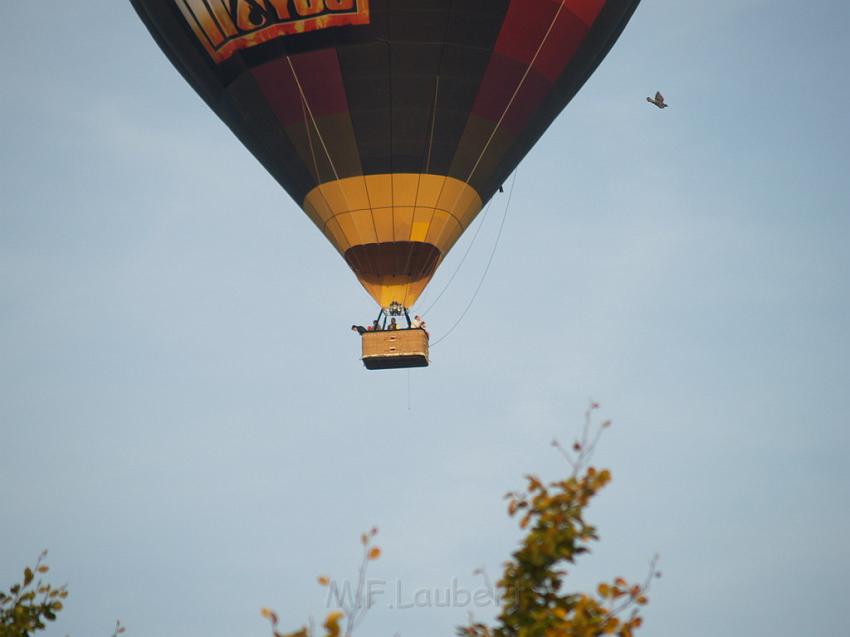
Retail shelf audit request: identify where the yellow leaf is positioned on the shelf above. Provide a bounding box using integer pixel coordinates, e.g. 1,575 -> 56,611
368,547 -> 381,560
324,611 -> 344,637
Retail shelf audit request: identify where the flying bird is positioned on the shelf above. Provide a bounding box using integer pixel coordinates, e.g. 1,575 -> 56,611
646,91 -> 668,109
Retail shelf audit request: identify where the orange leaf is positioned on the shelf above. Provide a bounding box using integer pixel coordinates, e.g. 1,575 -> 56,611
260,608 -> 278,626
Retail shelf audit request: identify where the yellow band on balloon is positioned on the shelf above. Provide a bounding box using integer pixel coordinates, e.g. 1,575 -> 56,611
301,174 -> 483,307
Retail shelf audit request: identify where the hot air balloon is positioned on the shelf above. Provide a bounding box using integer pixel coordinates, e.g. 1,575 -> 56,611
131,0 -> 640,368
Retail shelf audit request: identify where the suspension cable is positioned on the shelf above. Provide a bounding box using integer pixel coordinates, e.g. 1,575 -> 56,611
429,168 -> 518,348
286,56 -> 342,184
419,197 -> 494,317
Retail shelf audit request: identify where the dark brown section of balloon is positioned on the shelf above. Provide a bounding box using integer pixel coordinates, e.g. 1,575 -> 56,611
344,242 -> 441,282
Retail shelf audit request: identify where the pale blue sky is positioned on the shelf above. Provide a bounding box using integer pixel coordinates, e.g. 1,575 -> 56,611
2,2 -> 848,637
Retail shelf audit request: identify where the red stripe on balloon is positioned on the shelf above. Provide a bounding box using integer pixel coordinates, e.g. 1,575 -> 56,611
470,0 -> 601,135
252,48 -> 349,128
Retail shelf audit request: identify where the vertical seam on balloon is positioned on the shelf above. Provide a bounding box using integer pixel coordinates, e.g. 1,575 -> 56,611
288,54 -> 379,277
300,97 -> 323,186
423,77 -> 440,176
301,99 -> 362,274
300,101 -> 332,222
401,76 -> 441,308
430,209 -> 464,256
385,24 -> 398,305
410,0 -> 456,303
303,106 -> 371,278
337,47 -> 377,263
346,47 -> 385,290
427,0 -> 457,222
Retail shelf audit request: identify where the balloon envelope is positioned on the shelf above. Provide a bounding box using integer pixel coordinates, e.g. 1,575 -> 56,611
132,0 -> 640,307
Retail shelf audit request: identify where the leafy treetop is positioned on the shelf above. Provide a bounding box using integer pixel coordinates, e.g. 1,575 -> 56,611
262,403 -> 659,637
0,550 -> 67,637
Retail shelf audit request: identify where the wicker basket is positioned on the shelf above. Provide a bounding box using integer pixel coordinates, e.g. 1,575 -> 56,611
361,328 -> 430,370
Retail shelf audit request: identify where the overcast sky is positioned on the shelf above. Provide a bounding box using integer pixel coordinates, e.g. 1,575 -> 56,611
2,2 -> 848,637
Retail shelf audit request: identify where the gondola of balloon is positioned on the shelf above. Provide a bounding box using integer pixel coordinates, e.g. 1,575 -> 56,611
131,0 -> 641,369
